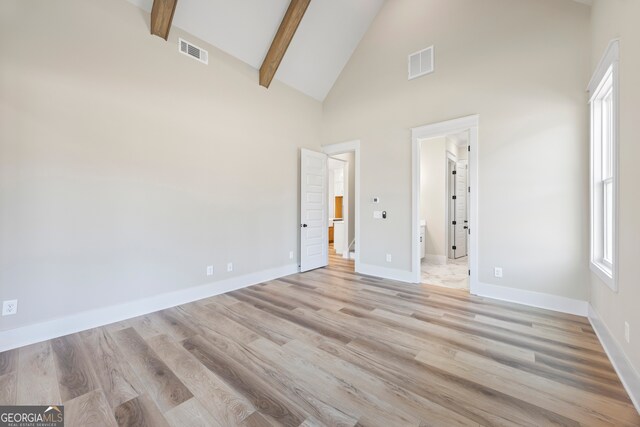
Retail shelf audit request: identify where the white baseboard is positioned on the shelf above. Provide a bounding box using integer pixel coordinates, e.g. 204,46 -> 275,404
358,263 -> 415,283
588,305 -> 640,413
0,264 -> 299,352
472,281 -> 589,316
424,254 -> 447,265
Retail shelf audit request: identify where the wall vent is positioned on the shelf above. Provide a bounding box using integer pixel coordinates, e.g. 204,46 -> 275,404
408,46 -> 434,80
179,38 -> 208,64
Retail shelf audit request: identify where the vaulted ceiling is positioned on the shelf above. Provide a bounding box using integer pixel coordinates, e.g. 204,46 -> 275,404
126,0 -> 385,101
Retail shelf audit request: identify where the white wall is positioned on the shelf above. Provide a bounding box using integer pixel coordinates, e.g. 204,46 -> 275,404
589,0 -> 640,376
0,0 -> 322,331
322,0 -> 591,299
420,137 -> 446,258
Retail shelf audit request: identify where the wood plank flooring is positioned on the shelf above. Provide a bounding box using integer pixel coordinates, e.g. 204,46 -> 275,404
0,251 -> 638,426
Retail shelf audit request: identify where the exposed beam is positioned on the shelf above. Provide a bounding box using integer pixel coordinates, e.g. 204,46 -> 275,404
150,0 -> 178,40
259,0 -> 311,88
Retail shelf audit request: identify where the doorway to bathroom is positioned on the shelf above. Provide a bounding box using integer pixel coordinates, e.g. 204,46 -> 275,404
411,115 -> 478,292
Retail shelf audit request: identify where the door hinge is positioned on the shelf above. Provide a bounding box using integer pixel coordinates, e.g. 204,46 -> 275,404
468,186 -> 470,193
468,146 -> 470,152
452,195 -> 457,200
452,221 -> 457,225
452,170 -> 457,175
452,245 -> 457,250
468,269 -> 471,276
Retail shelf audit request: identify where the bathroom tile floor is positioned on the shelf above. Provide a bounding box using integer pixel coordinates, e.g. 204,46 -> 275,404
421,256 -> 469,290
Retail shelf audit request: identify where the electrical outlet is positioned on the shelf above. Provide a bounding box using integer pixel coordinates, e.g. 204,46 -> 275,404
386,254 -> 392,263
206,265 -> 214,276
373,211 -> 383,219
289,251 -> 294,260
625,322 -> 630,343
494,267 -> 503,278
227,262 -> 233,272
2,300 -> 17,316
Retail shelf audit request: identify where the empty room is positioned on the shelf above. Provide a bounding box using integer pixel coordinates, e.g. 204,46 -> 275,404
1,0 -> 639,426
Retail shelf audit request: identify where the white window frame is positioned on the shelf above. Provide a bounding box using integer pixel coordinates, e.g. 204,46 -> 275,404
588,39 -> 619,291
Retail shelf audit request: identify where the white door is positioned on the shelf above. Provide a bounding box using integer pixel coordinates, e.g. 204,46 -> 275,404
454,160 -> 468,258
300,149 -> 328,272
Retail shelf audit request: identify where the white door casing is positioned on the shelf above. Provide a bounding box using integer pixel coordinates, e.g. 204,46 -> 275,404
300,149 -> 328,272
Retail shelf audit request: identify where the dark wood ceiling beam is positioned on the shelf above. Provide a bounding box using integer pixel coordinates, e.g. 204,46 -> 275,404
259,0 -> 311,88
151,0 -> 178,40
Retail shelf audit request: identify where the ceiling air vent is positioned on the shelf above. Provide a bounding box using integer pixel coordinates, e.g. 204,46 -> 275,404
408,46 -> 434,80
178,38 -> 208,65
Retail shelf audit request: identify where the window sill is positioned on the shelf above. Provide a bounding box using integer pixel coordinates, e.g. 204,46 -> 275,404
590,260 -> 616,292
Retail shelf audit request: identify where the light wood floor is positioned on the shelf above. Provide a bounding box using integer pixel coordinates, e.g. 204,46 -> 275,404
1,253 -> 638,426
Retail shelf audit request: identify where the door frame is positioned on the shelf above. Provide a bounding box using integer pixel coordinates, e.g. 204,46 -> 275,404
322,140 -> 361,272
411,115 -> 479,292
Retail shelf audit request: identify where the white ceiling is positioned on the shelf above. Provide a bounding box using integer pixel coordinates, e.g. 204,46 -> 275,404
126,0 -> 384,101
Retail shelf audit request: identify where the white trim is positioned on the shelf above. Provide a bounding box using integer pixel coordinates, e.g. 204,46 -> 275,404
588,305 -> 640,413
323,140 -> 361,273
589,39 -> 619,292
425,254 -> 447,265
358,263 -> 415,283
473,282 -> 588,317
588,39 -> 620,95
0,264 -> 298,352
412,115 -> 479,291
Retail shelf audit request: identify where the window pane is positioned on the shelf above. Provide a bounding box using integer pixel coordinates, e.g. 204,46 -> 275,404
603,179 -> 613,264
602,90 -> 613,179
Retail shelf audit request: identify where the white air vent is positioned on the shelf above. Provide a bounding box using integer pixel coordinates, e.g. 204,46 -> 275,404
408,46 -> 434,80
178,38 -> 208,65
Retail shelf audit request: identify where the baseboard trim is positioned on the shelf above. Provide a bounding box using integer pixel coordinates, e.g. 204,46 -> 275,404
0,264 -> 299,352
425,254 -> 447,265
588,304 -> 640,413
472,282 -> 589,316
358,263 -> 415,283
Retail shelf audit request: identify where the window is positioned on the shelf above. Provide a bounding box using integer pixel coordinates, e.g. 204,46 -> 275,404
588,40 -> 619,291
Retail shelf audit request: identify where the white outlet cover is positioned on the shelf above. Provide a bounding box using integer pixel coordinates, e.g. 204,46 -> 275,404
227,262 -> 233,272
374,211 -> 383,219
386,254 -> 392,262
206,266 -> 214,276
494,267 -> 503,278
289,251 -> 294,260
2,299 -> 17,316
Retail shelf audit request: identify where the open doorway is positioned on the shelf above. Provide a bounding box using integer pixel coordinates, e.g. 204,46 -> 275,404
323,141 -> 360,271
411,115 -> 478,292
327,156 -> 349,265
419,133 -> 469,289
